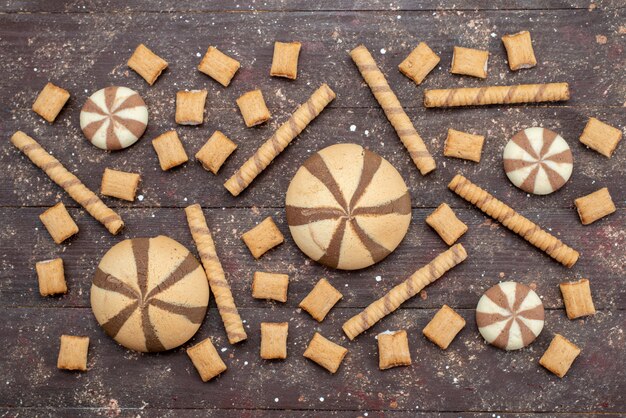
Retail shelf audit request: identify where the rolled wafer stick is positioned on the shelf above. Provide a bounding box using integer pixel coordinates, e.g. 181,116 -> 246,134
448,174 -> 579,267
350,45 -> 436,175
185,204 -> 247,344
342,244 -> 467,340
424,82 -> 569,108
224,84 -> 335,196
10,131 -> 124,235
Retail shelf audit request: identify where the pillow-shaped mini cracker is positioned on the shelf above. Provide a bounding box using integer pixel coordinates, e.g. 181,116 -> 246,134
539,334 -> 581,378
40,202 -> 79,244
574,187 -> 616,225
579,117 -> 623,158
152,131 -> 189,171
299,278 -> 343,322
36,258 -> 67,296
303,332 -> 348,374
187,337 -> 227,382
236,89 -> 271,127
260,322 -> 288,360
32,82 -> 70,123
127,44 -> 168,85
195,131 -> 237,175
443,129 -> 485,163
501,31 -> 537,71
423,305 -> 466,350
451,46 -> 489,79
100,168 -> 141,202
378,330 -> 412,370
252,272 -> 289,302
270,41 -> 302,79
426,203 -> 468,246
176,90 -> 208,125
241,217 -> 284,259
198,46 -> 240,87
57,335 -> 89,371
398,42 -> 441,85
560,278 -> 596,319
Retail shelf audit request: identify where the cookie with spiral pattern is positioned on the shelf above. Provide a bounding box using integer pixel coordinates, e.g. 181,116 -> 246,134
90,236 -> 209,352
476,281 -> 544,350
503,127 -> 573,195
80,86 -> 148,151
285,143 -> 411,270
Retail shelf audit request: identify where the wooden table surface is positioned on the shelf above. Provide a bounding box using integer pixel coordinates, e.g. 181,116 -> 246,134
1,1 -> 624,416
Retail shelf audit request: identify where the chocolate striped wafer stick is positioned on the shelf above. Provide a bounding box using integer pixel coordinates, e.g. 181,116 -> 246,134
185,204 -> 247,344
424,82 -> 569,108
342,244 -> 467,340
10,131 -> 124,235
448,174 -> 579,267
350,45 -> 436,175
224,84 -> 335,196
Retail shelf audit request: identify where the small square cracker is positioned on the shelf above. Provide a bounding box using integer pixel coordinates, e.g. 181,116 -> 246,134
299,278 -> 343,322
32,82 -> 70,123
378,330 -> 412,370
186,337 -> 227,382
36,258 -> 67,296
574,187 -> 616,225
241,217 -> 284,259
303,332 -> 348,374
39,202 -> 79,244
152,131 -> 189,171
195,131 -> 237,175
101,168 -> 141,202
270,41 -> 302,79
198,46 -> 240,87
426,203 -> 468,246
579,117 -> 622,158
451,46 -> 489,78
422,305 -> 466,349
260,322 -> 288,360
176,90 -> 207,125
252,271 -> 289,302
444,128 -> 485,163
127,44 -> 168,85
57,335 -> 89,371
236,89 -> 271,127
539,334 -> 581,378
560,278 -> 596,319
501,31 -> 537,71
398,42 -> 440,85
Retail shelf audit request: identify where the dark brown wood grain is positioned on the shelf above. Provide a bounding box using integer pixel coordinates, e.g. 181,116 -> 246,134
0,2 -> 624,416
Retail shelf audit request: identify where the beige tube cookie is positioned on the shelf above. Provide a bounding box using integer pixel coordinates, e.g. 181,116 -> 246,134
448,174 -> 579,267
185,204 -> 247,344
11,131 -> 124,235
342,244 -> 467,340
350,45 -> 436,175
224,84 -> 335,196
424,83 -> 570,108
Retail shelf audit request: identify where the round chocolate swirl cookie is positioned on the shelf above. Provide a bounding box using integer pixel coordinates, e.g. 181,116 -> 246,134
80,86 -> 148,151
90,236 -> 209,352
285,143 -> 411,270
476,281 -> 544,350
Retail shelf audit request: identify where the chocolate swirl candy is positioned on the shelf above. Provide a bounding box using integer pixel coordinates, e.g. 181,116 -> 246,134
503,127 -> 573,195
476,281 -> 544,350
80,86 -> 148,151
285,143 -> 411,270
90,236 -> 209,352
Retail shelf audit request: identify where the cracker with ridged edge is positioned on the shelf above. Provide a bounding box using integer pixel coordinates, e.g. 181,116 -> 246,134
299,278 -> 343,322
303,332 -> 348,374
36,258 -> 67,296
579,117 -> 622,158
378,330 -> 412,370
176,90 -> 207,125
398,42 -> 440,85
560,278 -> 596,319
574,187 -> 616,225
260,322 -> 288,360
502,31 -> 537,71
40,202 -> 79,244
57,335 -> 89,371
187,337 -> 227,382
539,334 -> 580,378
236,89 -> 271,127
127,44 -> 168,85
32,82 -> 70,123
252,271 -> 289,302
451,46 -> 489,78
443,129 -> 485,163
101,168 -> 141,202
270,41 -> 301,79
423,305 -> 466,349
195,131 -> 237,175
152,131 -> 189,171
198,46 -> 240,87
241,217 -> 284,259
426,203 -> 468,246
